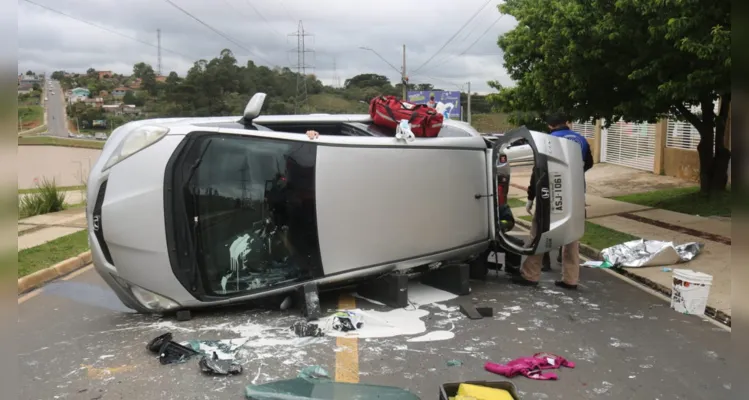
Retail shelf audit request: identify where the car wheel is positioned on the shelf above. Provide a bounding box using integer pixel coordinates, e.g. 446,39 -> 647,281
469,249 -> 490,280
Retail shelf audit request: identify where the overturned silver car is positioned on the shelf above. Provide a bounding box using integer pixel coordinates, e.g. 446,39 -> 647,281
86,93 -> 585,314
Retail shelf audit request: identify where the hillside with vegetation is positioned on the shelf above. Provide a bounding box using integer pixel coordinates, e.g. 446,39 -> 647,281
50,49 -> 514,135
18,89 -> 44,130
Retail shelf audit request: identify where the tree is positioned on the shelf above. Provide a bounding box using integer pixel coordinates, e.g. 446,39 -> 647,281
86,68 -> 96,78
51,71 -> 65,80
26,70 -> 34,76
344,73 -> 392,89
490,0 -> 730,194
123,91 -> 137,105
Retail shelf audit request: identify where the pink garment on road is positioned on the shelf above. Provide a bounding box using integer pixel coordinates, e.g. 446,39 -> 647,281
485,353 -> 575,381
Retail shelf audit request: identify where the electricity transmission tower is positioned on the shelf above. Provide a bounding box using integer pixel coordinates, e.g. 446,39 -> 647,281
289,21 -> 313,114
333,57 -> 341,88
156,29 -> 162,76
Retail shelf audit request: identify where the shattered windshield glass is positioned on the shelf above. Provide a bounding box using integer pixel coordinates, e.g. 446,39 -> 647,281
189,135 -> 322,296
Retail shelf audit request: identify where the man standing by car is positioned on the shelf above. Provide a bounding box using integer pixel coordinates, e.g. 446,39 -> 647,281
513,112 -> 593,290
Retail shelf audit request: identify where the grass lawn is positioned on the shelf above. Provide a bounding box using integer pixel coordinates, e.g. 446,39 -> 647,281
307,94 -> 368,113
18,135 -> 104,149
472,113 -> 514,133
18,229 -> 89,277
519,215 -> 638,250
613,186 -> 731,217
18,105 -> 43,129
506,197 -> 526,208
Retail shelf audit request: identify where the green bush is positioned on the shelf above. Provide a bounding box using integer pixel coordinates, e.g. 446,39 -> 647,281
19,178 -> 67,218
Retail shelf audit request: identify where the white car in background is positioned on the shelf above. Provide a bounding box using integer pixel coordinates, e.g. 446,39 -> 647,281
485,133 -> 534,163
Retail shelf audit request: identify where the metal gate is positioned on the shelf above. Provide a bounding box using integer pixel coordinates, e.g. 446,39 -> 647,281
601,120 -> 656,171
570,121 -> 595,140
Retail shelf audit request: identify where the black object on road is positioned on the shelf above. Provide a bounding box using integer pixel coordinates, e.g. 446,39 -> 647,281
146,332 -> 200,365
291,321 -> 324,337
460,303 -> 483,320
198,352 -> 243,375
477,307 -> 494,318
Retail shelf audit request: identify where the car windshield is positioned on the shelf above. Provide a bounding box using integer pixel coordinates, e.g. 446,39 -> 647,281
185,134 -> 322,296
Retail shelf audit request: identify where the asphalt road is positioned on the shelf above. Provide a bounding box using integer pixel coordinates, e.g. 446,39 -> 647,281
45,80 -> 69,137
18,256 -> 731,400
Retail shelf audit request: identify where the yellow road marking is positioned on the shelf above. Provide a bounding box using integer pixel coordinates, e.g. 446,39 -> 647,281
334,294 -> 359,383
82,363 -> 136,380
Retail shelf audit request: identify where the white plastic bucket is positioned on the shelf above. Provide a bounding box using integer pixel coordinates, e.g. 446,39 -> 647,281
671,269 -> 713,316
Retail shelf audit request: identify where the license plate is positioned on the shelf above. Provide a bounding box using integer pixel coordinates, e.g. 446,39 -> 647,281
551,172 -> 564,214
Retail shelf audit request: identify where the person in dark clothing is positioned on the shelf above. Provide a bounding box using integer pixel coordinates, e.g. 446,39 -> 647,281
513,112 -> 594,290
426,95 -> 437,109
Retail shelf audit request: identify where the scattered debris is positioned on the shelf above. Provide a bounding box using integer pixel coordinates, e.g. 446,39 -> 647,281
245,364 -> 420,399
446,359 -> 463,367
460,303 -> 484,320
198,352 -> 243,376
185,338 -> 249,359
147,332 -> 199,365
440,382 -> 518,400
581,260 -> 613,269
319,308 -> 430,339
600,239 -> 703,268
661,267 -> 673,272
407,331 -> 455,342
297,365 -> 330,380
485,353 -> 575,380
290,321 -> 324,338
477,307 -> 494,318
331,311 -> 363,332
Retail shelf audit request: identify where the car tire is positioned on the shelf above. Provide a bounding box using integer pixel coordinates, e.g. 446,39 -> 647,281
469,249 -> 490,280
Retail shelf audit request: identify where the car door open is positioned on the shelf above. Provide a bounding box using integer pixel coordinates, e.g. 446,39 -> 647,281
491,126 -> 586,255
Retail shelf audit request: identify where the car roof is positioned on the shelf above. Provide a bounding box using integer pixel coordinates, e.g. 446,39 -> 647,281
155,114 -> 480,136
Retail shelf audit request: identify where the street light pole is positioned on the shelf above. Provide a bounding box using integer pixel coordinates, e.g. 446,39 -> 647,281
467,81 -> 472,125
402,44 -> 407,100
359,45 -> 408,99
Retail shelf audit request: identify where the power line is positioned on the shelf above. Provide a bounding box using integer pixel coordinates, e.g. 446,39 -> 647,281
411,0 -> 494,74
161,0 -> 276,66
419,14 -> 505,74
428,11 -> 496,68
22,0 -> 194,60
279,1 -> 297,25
241,0 -> 284,38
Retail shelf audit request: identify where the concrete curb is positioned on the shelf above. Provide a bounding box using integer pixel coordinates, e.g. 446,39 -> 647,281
18,124 -> 48,136
18,250 -> 92,294
515,218 -> 731,327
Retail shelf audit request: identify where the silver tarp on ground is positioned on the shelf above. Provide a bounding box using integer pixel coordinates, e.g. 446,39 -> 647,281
600,239 -> 704,268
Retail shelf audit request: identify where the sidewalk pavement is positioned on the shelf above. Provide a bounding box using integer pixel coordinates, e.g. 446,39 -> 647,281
18,208 -> 87,251
509,192 -> 731,320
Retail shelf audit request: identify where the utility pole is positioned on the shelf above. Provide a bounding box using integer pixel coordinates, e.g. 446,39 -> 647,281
289,21 -> 314,114
401,44 -> 407,100
156,29 -> 163,76
467,81 -> 472,125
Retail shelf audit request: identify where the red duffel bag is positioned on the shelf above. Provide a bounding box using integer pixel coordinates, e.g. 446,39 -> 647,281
369,95 -> 444,137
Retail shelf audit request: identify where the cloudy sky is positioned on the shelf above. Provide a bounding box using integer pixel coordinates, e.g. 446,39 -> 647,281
18,0 -> 518,93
